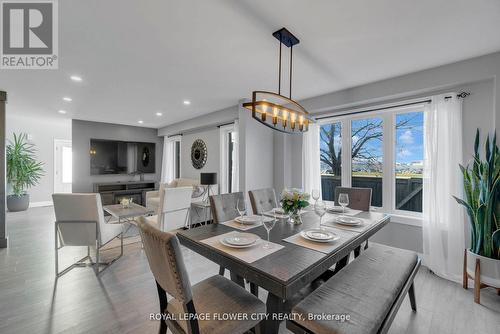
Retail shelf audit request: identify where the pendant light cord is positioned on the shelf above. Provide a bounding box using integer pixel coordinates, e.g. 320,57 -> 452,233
289,45 -> 293,99
278,39 -> 282,95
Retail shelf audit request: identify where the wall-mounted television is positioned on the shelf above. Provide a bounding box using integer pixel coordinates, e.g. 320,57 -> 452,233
90,139 -> 156,175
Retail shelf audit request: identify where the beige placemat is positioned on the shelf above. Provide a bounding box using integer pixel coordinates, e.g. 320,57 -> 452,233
200,231 -> 284,263
283,227 -> 357,254
323,215 -> 375,233
221,220 -> 263,231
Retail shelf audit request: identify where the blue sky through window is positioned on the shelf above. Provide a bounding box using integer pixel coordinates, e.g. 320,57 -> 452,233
395,112 -> 424,165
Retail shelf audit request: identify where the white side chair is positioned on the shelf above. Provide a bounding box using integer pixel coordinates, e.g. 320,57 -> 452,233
52,193 -> 124,276
146,185 -> 193,231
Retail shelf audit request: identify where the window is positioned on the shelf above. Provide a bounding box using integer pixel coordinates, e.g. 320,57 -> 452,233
394,112 -> 424,212
351,117 -> 383,207
319,106 -> 425,215
320,122 -> 342,201
220,123 -> 239,194
174,140 -> 181,179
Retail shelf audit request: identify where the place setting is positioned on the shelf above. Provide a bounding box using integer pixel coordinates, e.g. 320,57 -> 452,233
221,199 -> 273,230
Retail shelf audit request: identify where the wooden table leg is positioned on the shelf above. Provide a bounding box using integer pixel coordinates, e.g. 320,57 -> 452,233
333,255 -> 349,274
262,293 -> 284,334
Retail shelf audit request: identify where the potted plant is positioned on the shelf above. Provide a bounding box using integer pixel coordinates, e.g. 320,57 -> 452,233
453,130 -> 500,303
6,133 -> 44,212
280,189 -> 310,224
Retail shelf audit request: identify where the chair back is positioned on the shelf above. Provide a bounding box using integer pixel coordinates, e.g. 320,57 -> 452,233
334,187 -> 372,211
249,188 -> 277,215
52,193 -> 105,246
157,185 -> 193,231
137,217 -> 193,305
209,192 -> 244,223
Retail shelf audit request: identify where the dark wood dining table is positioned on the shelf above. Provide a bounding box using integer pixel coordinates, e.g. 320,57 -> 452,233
177,210 -> 390,334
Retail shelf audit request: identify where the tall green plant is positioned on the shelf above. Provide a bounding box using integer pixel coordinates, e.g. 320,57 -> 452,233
6,133 -> 44,196
453,130 -> 500,259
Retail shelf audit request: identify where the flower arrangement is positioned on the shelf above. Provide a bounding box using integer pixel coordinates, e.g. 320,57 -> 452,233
280,189 -> 310,224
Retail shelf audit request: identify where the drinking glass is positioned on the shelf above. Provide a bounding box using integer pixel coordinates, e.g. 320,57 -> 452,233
314,200 -> 327,230
262,215 -> 276,249
236,198 -> 246,225
311,189 -> 320,203
338,193 -> 349,213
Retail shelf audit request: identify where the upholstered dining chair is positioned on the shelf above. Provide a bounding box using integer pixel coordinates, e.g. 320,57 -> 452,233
137,217 -> 265,334
334,187 -> 372,211
145,184 -> 193,231
209,192 -> 245,224
333,187 -> 372,261
52,193 -> 124,276
249,188 -> 277,215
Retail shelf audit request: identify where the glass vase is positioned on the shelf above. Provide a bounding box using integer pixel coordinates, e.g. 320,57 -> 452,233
288,209 -> 302,225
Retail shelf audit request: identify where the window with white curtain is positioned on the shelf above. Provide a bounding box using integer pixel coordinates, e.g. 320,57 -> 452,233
319,105 -> 424,216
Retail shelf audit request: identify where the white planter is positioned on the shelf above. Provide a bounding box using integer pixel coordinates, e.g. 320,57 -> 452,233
466,250 -> 500,288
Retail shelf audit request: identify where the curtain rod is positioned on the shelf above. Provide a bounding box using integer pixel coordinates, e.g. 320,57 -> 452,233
314,91 -> 470,121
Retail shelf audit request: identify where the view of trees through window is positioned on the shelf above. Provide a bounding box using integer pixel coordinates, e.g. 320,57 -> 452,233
320,110 -> 424,212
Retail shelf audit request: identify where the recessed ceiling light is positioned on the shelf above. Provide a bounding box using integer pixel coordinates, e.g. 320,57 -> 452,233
70,75 -> 82,82
63,97 -> 72,102
58,110 -> 67,114
156,112 -> 163,116
138,120 -> 144,124
183,100 -> 191,105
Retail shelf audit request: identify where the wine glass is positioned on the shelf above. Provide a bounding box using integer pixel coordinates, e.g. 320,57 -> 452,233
314,200 -> 327,230
311,189 -> 320,203
262,215 -> 276,249
236,198 -> 246,225
338,193 -> 349,213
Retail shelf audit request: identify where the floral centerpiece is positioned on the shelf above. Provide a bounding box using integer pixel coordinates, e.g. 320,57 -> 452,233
280,188 -> 310,224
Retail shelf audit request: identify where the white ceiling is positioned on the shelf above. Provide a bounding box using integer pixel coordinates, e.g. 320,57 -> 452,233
2,0 -> 500,128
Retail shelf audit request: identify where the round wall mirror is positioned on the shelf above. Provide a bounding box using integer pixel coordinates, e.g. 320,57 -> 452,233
191,139 -> 207,169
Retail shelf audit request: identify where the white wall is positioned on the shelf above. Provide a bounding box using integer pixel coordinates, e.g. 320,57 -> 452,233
6,113 -> 71,205
180,128 -> 220,180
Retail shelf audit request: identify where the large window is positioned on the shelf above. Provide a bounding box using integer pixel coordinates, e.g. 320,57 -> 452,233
320,106 -> 424,215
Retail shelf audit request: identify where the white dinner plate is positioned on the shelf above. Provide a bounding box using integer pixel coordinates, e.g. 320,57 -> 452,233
300,228 -> 340,243
235,215 -> 261,225
335,216 -> 363,226
264,208 -> 290,219
221,233 -> 260,248
327,206 -> 347,213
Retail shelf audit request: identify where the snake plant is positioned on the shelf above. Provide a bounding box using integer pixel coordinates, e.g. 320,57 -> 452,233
453,130 -> 500,259
6,133 -> 44,197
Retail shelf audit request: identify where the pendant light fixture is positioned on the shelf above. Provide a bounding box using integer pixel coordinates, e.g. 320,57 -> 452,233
243,27 -> 314,134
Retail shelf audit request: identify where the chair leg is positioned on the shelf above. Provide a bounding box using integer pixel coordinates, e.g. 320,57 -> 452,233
408,282 -> 417,311
219,266 -> 225,276
156,281 -> 168,334
333,255 -> 349,274
55,223 -> 59,276
364,240 -> 369,250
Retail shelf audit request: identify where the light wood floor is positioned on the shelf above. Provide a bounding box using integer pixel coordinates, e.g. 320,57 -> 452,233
1,207 -> 499,334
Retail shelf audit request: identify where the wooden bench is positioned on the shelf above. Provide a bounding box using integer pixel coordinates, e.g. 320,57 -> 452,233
287,244 -> 421,334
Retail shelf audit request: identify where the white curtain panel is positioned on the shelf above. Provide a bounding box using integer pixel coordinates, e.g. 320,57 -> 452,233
422,94 -> 464,283
302,123 -> 322,198
161,136 -> 180,183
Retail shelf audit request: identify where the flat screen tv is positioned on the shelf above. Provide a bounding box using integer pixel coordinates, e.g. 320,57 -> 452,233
90,139 -> 156,175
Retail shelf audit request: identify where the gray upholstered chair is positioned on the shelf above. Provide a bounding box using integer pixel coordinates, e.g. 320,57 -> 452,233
209,192 -> 245,223
248,188 -> 277,215
334,187 -> 372,211
137,217 -> 265,334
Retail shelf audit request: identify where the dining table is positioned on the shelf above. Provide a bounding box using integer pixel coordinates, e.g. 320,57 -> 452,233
177,209 -> 390,334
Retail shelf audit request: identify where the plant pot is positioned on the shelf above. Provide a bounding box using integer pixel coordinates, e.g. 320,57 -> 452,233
7,194 -> 30,212
464,249 -> 500,303
466,250 -> 500,288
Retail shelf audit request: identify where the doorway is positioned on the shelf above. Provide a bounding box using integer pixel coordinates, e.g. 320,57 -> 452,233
54,139 -> 72,193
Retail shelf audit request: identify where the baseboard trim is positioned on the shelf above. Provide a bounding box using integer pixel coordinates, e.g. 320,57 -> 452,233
30,201 -> 53,208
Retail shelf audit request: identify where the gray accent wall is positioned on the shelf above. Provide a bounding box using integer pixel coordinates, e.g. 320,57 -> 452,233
0,91 -> 6,248
72,120 -> 163,193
